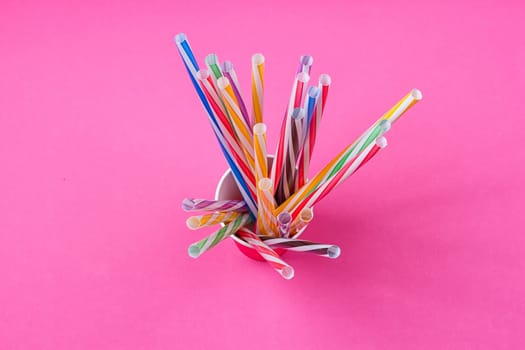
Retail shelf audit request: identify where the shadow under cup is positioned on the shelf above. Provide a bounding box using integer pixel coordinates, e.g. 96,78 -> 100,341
214,156 -> 309,261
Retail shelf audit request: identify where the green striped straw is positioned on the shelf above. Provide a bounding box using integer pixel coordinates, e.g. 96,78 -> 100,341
188,213 -> 252,258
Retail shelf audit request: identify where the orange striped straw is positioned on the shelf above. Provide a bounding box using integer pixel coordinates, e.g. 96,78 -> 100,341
257,178 -> 278,237
289,207 -> 313,235
253,123 -> 268,186
251,53 -> 265,124
186,211 -> 241,230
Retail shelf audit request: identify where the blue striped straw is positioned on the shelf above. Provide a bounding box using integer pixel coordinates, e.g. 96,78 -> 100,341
174,33 -> 257,218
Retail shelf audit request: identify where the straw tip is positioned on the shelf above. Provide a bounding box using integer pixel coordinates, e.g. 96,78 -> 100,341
258,178 -> 273,191
188,245 -> 201,258
300,207 -> 314,222
297,71 -> 310,83
379,119 -> 391,133
253,123 -> 267,135
327,246 -> 341,259
252,53 -> 265,65
196,69 -> 210,80
319,74 -> 331,86
277,212 -> 292,225
217,76 -> 230,89
174,33 -> 187,44
281,266 -> 295,280
411,89 -> 423,100
376,136 -> 388,148
186,217 -> 200,230
307,86 -> 320,98
205,53 -> 218,65
222,61 -> 233,72
301,55 -> 314,66
181,198 -> 195,211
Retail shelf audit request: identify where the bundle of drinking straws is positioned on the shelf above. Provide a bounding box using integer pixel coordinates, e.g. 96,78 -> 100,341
175,33 -> 422,279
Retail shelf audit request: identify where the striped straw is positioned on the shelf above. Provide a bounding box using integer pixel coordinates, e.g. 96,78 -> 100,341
276,89 -> 422,216
182,198 -> 248,213
290,207 -> 313,234
277,212 -> 292,238
263,237 -> 341,259
297,55 -> 314,74
174,34 -> 257,218
236,228 -> 295,279
253,123 -> 268,185
188,213 -> 252,258
295,136 -> 387,214
222,61 -> 251,127
251,53 -> 265,124
256,178 -> 278,237
186,211 -> 241,230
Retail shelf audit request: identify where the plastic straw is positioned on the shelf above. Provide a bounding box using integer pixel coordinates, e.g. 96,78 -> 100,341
222,61 -> 251,127
263,237 -> 340,258
251,53 -> 265,124
237,228 -> 295,279
182,198 -> 248,213
256,178 -> 278,237
186,211 -> 241,229
253,123 -> 268,185
188,213 -> 252,258
290,207 -> 313,234
277,212 -> 292,238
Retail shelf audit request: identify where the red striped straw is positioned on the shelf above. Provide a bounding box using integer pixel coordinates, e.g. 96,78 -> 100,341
237,228 -> 295,279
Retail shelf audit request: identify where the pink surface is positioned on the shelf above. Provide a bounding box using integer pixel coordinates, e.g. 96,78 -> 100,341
1,0 -> 524,349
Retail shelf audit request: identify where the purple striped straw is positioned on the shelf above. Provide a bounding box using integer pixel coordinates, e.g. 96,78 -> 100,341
182,198 -> 248,213
222,61 -> 251,127
277,211 -> 292,238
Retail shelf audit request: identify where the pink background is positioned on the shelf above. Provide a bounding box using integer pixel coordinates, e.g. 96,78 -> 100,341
1,0 -> 524,349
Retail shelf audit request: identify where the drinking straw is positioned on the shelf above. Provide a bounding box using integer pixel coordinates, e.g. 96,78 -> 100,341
297,55 -> 314,74
262,238 -> 341,258
294,136 -> 387,215
290,207 -> 313,233
295,82 -> 324,190
277,212 -> 292,238
256,178 -> 278,237
186,211 -> 241,230
188,213 -> 252,258
236,228 -> 295,279
277,108 -> 305,202
222,61 -> 251,127
271,72 -> 310,197
217,77 -> 255,169
276,89 -> 422,216
253,123 -> 268,185
251,53 -> 265,124
174,34 -> 257,218
182,198 -> 248,213
196,70 -> 257,196
205,53 -> 223,80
